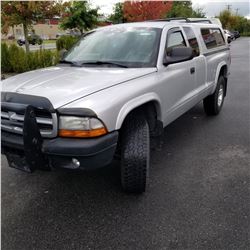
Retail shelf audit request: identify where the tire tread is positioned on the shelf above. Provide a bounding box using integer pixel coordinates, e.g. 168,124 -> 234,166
121,113 -> 149,193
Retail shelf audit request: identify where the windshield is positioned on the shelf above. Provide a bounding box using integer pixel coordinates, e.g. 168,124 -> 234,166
64,27 -> 162,68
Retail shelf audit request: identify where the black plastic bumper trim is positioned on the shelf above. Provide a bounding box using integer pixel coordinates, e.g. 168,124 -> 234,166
42,131 -> 119,157
1,131 -> 24,150
2,130 -> 118,158
1,92 -> 55,112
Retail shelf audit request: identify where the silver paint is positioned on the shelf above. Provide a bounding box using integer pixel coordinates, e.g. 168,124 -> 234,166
1,22 -> 230,133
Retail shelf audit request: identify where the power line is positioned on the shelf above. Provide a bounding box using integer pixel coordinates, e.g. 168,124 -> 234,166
226,4 -> 232,11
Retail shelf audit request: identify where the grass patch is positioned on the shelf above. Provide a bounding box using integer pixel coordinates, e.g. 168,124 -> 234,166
43,40 -> 57,44
1,39 -> 16,45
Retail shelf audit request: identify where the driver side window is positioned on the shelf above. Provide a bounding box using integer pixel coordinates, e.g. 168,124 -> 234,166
166,30 -> 186,56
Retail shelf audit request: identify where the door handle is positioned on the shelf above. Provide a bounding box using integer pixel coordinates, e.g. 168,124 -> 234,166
190,67 -> 195,74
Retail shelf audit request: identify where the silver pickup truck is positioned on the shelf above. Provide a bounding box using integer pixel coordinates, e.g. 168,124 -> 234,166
1,19 -> 230,193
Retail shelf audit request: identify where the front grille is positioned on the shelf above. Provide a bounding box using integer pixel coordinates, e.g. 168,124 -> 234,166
1,107 -> 58,138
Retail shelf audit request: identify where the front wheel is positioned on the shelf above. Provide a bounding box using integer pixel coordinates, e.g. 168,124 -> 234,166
120,112 -> 150,193
203,76 -> 225,116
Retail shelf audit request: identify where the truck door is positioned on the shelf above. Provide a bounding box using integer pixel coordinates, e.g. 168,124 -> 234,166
157,27 -> 197,125
183,26 -> 206,100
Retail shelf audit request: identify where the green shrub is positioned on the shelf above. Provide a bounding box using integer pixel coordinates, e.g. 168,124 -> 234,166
1,43 -> 60,74
241,32 -> 250,37
56,35 -> 79,51
1,43 -> 12,73
8,44 -> 28,73
27,50 -> 42,70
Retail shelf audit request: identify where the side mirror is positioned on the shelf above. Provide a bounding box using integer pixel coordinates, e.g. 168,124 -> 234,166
227,37 -> 232,44
163,47 -> 194,66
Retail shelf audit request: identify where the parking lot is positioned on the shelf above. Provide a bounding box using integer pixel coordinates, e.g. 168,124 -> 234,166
28,43 -> 56,51
1,37 -> 250,250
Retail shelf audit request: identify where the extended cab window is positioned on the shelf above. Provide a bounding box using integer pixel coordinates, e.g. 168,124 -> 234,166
166,30 -> 186,55
183,27 -> 200,56
201,28 -> 225,49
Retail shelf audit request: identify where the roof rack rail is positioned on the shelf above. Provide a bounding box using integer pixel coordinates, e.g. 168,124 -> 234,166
147,17 -> 188,22
188,18 -> 212,24
147,17 -> 213,24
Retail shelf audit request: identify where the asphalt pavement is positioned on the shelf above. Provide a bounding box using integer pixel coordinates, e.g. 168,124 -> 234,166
1,37 -> 250,250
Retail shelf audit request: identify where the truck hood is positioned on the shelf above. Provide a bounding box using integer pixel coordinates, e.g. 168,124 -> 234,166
2,66 -> 157,108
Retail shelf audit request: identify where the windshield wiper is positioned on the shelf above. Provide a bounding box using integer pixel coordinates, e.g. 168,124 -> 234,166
59,59 -> 74,64
79,61 -> 128,68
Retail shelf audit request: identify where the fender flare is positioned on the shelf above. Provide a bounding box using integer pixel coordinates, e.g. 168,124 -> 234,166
212,61 -> 228,93
115,93 -> 162,130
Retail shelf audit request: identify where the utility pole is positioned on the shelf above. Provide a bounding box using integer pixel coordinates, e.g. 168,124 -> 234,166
235,8 -> 239,15
226,4 -> 232,11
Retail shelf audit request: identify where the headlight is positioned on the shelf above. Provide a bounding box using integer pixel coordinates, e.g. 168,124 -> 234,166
59,116 -> 107,138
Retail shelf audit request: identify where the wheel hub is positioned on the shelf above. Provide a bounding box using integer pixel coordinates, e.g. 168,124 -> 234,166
218,85 -> 224,107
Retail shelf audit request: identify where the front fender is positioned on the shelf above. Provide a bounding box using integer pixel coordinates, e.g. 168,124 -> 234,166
115,93 -> 162,130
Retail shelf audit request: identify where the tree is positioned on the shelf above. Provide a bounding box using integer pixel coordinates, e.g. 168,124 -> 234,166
123,1 -> 173,22
1,1 -> 59,52
166,1 -> 205,18
60,1 -> 99,34
218,10 -> 237,29
109,2 -> 125,24
218,10 -> 250,34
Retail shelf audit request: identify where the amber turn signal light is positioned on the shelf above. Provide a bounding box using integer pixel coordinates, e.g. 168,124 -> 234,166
59,127 -> 107,138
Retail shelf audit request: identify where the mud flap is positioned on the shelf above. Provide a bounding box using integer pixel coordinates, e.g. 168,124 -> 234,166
22,106 -> 50,172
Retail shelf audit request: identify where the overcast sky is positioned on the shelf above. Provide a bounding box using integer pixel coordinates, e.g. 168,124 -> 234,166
91,0 -> 250,18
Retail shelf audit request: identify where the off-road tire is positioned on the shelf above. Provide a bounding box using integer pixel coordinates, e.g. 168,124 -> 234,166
203,76 -> 225,116
120,113 -> 150,193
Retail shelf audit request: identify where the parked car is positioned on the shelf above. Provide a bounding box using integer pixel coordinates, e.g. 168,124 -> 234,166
231,30 -> 240,39
17,34 -> 43,46
224,29 -> 234,43
1,19 -> 231,193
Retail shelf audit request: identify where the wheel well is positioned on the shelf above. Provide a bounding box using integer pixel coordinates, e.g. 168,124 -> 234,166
219,65 -> 228,96
115,101 -> 163,158
220,65 -> 228,78
121,101 -> 163,136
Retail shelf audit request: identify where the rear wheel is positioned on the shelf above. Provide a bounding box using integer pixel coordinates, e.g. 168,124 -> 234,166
203,76 -> 225,116
120,112 -> 150,193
